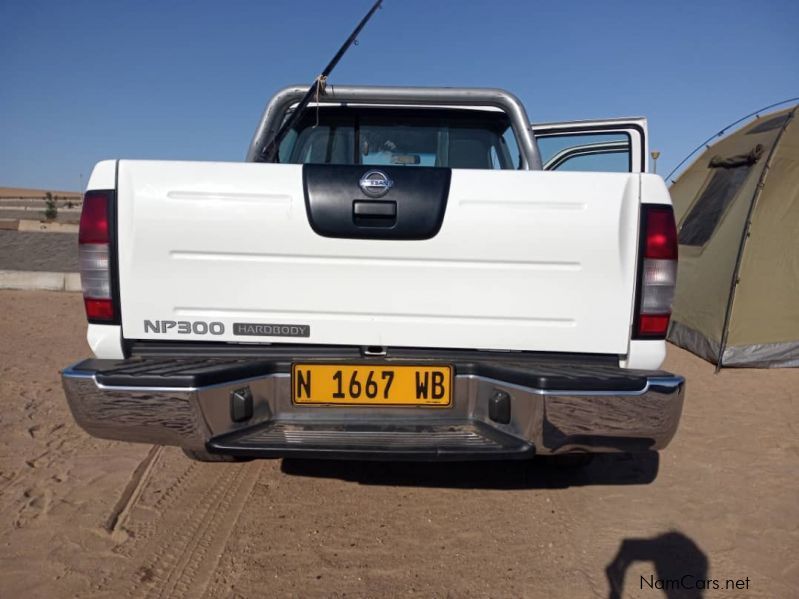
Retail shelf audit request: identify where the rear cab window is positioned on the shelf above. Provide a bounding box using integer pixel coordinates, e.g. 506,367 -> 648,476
278,107 -> 521,170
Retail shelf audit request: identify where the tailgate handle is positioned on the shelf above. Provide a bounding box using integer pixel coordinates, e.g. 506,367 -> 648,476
353,200 -> 397,226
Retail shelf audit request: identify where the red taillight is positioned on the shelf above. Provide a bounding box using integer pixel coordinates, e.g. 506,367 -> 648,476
79,191 -> 115,323
644,206 -> 678,260
634,205 -> 678,339
79,193 -> 110,244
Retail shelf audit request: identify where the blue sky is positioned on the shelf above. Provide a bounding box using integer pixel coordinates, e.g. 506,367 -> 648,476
1,0 -> 797,190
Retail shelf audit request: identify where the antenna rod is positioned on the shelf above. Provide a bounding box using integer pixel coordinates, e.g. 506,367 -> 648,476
260,0 -> 383,162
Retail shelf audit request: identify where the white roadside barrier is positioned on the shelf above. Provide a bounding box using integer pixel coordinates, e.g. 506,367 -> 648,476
0,218 -> 79,233
0,270 -> 81,292
17,220 -> 79,233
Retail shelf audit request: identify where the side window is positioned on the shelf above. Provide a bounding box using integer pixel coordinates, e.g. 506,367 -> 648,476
489,146 -> 501,169
278,129 -> 298,164
488,126 -> 521,170
500,126 -> 521,169
537,132 -> 631,172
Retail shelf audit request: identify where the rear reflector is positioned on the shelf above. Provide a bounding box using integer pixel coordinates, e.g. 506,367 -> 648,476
637,314 -> 671,336
635,205 -> 678,339
84,298 -> 115,321
79,191 -> 115,323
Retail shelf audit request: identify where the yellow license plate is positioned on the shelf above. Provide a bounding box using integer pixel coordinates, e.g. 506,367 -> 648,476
291,363 -> 452,407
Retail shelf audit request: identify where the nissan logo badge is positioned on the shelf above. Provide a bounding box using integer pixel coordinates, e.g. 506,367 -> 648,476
359,170 -> 394,198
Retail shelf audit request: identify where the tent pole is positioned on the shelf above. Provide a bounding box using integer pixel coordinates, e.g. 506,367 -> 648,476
666,97 -> 799,184
714,107 -> 797,372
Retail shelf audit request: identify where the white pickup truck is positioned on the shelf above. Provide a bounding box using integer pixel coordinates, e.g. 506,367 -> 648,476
62,85 -> 684,463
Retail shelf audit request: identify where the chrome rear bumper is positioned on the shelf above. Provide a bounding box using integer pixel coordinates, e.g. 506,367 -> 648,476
61,358 -> 684,460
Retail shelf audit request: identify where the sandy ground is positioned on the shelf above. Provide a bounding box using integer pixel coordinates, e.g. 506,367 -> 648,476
0,290 -> 797,598
0,231 -> 79,272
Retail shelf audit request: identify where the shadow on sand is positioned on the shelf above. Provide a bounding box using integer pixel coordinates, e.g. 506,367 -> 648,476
605,531 -> 709,599
280,451 -> 659,490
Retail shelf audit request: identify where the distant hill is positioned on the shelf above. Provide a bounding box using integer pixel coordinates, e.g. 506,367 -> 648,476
0,187 -> 82,199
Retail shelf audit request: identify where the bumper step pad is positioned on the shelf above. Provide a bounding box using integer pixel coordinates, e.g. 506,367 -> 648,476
70,353 -> 656,392
208,421 -> 534,461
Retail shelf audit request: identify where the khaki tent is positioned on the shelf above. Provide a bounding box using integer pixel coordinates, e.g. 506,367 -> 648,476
668,106 -> 799,368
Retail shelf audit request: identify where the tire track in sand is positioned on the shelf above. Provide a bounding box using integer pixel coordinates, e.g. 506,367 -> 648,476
112,452 -> 262,599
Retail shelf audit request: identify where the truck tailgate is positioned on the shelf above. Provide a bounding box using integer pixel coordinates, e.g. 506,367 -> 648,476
116,160 -> 640,354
